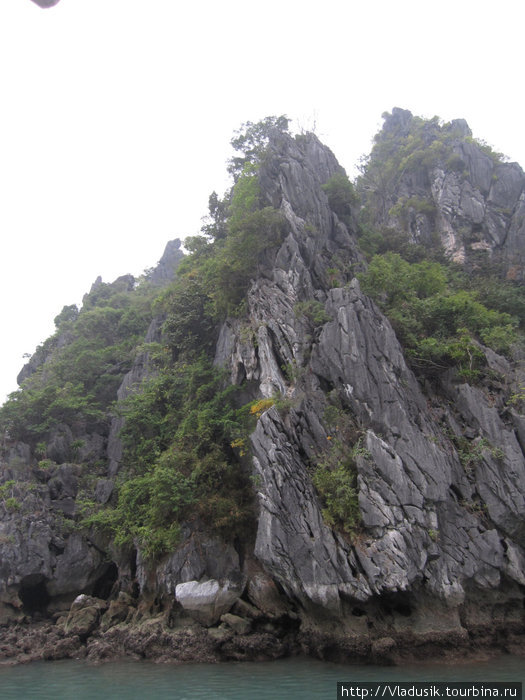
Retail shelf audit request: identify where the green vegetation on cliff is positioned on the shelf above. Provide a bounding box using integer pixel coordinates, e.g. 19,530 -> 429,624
0,275 -> 157,450
354,110 -> 524,381
87,357 -> 254,559
359,252 -> 519,379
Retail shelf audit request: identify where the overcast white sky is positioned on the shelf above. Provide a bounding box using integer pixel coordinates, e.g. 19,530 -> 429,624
0,0 -> 523,403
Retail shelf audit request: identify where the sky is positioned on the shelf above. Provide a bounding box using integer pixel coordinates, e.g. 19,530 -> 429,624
0,0 -> 524,403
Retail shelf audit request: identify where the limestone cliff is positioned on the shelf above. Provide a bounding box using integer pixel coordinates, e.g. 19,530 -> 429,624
214,126 -> 525,644
0,116 -> 524,663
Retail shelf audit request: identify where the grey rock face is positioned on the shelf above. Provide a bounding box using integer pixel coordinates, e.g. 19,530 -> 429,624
149,238 -> 184,287
16,329 -> 73,386
0,464 -> 109,618
251,407 -> 371,613
442,381 -> 525,545
215,130 -> 525,621
43,424 -> 106,468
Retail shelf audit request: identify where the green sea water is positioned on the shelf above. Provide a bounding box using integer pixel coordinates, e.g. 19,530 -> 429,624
0,656 -> 523,700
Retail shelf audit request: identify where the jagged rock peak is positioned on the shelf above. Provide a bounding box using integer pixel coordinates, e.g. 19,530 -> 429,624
89,275 -> 103,293
86,239 -> 183,294
449,118 -> 472,138
363,108 -> 525,277
380,106 -> 415,137
381,108 -> 473,140
149,238 -> 184,287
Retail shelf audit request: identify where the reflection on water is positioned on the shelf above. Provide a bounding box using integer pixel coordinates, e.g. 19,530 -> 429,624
0,655 -> 524,700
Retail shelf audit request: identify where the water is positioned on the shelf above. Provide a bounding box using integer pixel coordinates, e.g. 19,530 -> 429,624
0,656 -> 523,700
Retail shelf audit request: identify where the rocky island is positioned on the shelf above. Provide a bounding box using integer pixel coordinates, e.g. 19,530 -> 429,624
1,110 -> 524,665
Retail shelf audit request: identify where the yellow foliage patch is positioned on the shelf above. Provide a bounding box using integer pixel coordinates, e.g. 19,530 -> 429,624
249,398 -> 275,418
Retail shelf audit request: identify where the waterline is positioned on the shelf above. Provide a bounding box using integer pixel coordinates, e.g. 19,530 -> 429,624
0,655 -> 523,700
